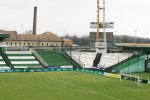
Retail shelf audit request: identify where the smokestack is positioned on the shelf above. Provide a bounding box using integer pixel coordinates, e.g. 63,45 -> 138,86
33,6 -> 37,35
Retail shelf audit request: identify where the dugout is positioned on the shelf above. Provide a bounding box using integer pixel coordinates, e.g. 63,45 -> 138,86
115,43 -> 150,72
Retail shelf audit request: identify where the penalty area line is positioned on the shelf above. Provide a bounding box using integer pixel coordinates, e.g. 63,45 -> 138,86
48,76 -> 120,100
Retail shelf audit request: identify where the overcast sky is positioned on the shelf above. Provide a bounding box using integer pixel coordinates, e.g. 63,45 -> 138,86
0,0 -> 150,38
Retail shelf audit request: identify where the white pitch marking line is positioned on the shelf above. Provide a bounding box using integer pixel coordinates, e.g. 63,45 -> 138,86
48,76 -> 120,100
63,82 -> 95,93
83,73 -> 149,92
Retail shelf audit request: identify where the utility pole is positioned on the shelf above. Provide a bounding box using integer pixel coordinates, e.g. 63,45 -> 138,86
134,29 -> 138,43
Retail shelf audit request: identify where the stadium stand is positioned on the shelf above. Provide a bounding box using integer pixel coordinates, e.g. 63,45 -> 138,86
5,51 -> 42,68
31,49 -> 48,67
99,53 -> 133,69
66,51 -> 97,68
93,53 -> 102,66
62,51 -> 82,68
66,51 -> 134,69
36,50 -> 72,67
0,54 -> 7,67
1,52 -> 14,68
112,54 -> 145,73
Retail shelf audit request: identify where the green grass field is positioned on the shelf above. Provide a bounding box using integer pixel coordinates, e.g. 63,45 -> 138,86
0,71 -> 150,100
131,72 -> 150,80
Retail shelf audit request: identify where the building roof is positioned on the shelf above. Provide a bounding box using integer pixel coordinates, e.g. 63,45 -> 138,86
38,32 -> 61,42
63,39 -> 72,42
63,39 -> 73,46
0,29 -> 62,42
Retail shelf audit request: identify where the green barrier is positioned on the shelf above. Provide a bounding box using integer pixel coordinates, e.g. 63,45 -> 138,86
0,68 -> 103,76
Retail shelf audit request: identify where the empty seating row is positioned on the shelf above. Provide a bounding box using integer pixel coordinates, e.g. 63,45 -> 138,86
67,51 -> 133,69
67,51 -> 97,68
0,54 -> 7,67
36,50 -> 72,66
5,51 -> 42,68
99,53 -> 133,69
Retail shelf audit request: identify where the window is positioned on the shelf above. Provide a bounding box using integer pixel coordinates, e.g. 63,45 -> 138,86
47,43 -> 48,46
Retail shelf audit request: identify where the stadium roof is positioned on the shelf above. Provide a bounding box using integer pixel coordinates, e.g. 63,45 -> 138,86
115,43 -> 150,48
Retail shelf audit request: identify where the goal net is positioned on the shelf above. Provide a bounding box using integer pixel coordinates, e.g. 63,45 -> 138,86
120,73 -> 140,85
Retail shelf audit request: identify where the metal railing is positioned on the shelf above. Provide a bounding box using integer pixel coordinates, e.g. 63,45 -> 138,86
30,49 -> 48,66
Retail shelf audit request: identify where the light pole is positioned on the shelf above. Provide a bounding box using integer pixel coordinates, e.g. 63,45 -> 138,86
3,28 -> 7,51
21,25 -> 24,50
134,30 -> 138,43
114,31 -> 117,43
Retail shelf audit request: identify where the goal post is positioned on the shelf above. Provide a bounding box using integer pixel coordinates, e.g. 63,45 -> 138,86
120,73 -> 140,85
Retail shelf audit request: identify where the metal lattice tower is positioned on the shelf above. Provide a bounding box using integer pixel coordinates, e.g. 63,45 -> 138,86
96,0 -> 100,42
96,0 -> 107,52
103,0 -> 107,52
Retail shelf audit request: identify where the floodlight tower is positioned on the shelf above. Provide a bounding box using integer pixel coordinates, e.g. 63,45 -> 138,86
96,0 -> 107,52
103,0 -> 107,52
96,0 -> 100,42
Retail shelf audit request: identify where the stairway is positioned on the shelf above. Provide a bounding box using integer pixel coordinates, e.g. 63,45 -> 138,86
1,52 -> 14,68
93,53 -> 102,67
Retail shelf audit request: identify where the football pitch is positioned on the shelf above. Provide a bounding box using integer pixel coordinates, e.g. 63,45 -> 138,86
0,71 -> 150,100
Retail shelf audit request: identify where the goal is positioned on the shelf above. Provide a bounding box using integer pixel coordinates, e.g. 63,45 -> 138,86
120,73 -> 140,85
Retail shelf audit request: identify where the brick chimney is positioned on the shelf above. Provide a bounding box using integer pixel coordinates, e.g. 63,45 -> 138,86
33,6 -> 37,35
